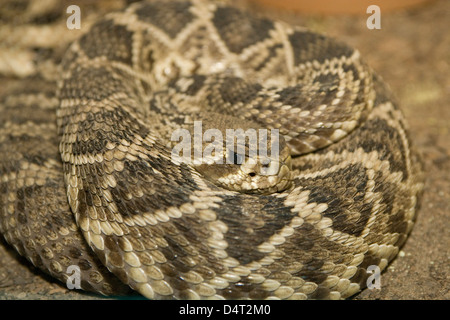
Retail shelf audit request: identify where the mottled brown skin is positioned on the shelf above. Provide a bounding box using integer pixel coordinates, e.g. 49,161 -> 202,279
0,0 -> 424,299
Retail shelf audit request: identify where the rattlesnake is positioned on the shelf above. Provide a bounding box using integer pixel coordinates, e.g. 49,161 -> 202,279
0,0 -> 424,299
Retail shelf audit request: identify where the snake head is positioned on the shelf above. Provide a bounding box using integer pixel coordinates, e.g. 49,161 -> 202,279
192,127 -> 293,194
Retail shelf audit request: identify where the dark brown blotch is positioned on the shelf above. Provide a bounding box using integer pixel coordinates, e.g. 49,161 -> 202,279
212,6 -> 274,54
79,19 -> 133,65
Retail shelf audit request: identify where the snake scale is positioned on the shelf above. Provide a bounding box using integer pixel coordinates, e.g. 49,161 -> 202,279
0,0 -> 424,299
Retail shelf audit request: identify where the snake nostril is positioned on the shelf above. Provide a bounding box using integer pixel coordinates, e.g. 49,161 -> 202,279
249,172 -> 256,177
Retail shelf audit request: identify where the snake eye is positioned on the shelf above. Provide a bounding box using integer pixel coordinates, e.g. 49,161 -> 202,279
228,150 -> 244,165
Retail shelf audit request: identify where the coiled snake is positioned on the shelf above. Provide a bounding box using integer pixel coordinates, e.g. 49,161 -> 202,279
0,0 -> 424,299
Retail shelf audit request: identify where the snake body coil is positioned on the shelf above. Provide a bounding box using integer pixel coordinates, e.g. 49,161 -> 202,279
0,0 -> 424,299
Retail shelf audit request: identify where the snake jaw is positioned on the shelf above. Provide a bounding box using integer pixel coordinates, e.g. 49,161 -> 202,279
187,119 -> 293,194
213,149 -> 293,194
